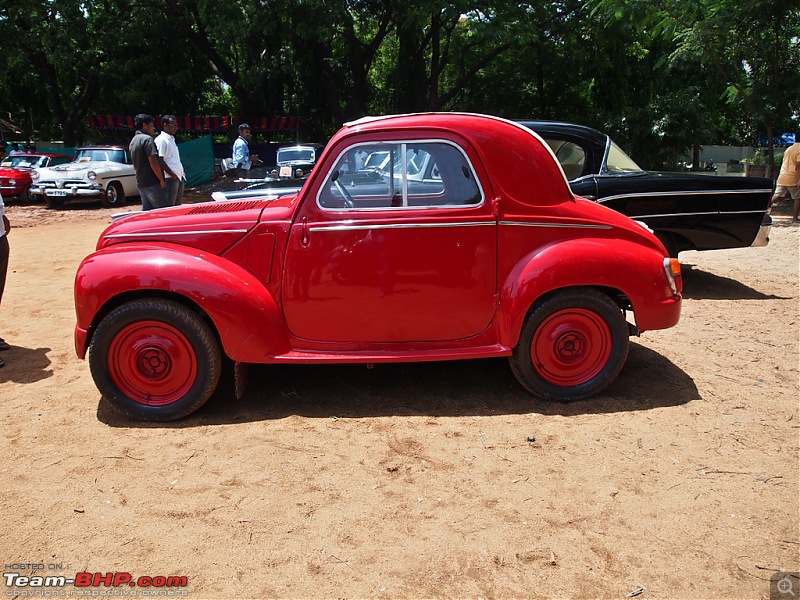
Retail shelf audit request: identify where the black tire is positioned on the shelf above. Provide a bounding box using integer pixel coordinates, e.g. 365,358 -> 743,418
44,194 -> 65,208
100,182 -> 125,208
21,183 -> 33,203
89,299 -> 222,421
509,288 -> 629,401
656,232 -> 679,258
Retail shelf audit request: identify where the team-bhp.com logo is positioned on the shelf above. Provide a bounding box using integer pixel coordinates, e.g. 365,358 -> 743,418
4,571 -> 189,596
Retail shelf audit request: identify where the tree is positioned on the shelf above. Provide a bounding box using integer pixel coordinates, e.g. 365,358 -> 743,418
0,0 -> 134,145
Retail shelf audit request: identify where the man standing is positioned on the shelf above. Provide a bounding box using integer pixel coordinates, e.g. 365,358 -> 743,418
231,123 -> 261,179
0,192 -> 10,367
771,135 -> 800,223
129,114 -> 167,211
155,115 -> 186,205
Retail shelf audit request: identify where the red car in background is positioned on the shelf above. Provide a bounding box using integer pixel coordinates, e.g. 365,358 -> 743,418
74,113 -> 683,421
0,153 -> 73,202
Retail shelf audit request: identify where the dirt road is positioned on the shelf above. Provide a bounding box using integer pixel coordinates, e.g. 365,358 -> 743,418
1,198 -> 798,599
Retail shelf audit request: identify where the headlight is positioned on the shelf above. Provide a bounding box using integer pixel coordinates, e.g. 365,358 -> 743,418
295,168 -> 304,178
31,170 -> 40,181
87,171 -> 97,180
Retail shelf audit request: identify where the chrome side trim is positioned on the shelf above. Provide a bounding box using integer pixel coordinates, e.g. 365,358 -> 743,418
104,229 -> 249,239
627,209 -> 768,219
500,221 -> 612,229
309,221 -> 493,232
597,189 -> 773,204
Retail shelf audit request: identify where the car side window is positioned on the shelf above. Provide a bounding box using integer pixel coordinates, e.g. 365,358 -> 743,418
603,141 -> 644,174
318,141 -> 482,210
544,138 -> 586,180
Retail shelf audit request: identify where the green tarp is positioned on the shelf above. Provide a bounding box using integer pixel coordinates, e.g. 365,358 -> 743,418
178,135 -> 213,188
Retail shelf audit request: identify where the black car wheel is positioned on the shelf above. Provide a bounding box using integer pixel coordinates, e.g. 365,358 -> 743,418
510,289 -> 629,401
89,299 -> 222,421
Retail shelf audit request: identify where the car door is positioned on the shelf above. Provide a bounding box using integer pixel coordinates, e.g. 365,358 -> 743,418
282,139 -> 498,344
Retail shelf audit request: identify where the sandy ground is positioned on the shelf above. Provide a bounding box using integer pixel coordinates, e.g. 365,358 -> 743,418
0,195 -> 798,599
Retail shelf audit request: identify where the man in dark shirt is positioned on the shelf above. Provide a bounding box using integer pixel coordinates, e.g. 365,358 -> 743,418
129,114 -> 167,210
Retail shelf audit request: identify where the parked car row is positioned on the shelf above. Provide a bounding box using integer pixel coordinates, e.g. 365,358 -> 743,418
0,152 -> 72,202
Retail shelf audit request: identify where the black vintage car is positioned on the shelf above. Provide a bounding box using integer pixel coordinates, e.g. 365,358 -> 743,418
519,121 -> 774,257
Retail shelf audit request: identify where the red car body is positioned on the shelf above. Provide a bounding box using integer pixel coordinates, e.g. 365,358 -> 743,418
74,113 -> 682,421
0,153 -> 72,201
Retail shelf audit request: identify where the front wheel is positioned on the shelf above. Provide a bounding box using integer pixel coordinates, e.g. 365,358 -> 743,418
100,182 -> 125,207
21,183 -> 34,203
510,289 -> 629,401
89,299 -> 222,421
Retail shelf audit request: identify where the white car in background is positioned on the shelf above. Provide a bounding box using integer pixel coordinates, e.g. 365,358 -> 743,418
31,146 -> 138,208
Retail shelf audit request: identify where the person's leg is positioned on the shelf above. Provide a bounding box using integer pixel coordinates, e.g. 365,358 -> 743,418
0,234 -> 8,307
790,187 -> 800,222
175,178 -> 185,205
149,185 -> 171,209
165,178 -> 179,206
0,234 -> 9,361
140,186 -> 158,211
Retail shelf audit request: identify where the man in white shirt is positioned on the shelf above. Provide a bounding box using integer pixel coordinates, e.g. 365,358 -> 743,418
155,115 -> 186,205
0,192 -> 10,366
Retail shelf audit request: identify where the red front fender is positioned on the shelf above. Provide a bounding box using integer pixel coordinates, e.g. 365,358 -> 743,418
74,242 -> 290,361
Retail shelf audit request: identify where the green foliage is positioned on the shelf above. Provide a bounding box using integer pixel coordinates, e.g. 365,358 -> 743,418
0,0 -> 797,164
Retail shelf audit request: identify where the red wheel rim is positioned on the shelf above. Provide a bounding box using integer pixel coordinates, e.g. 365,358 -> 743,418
531,308 -> 612,386
107,321 -> 198,406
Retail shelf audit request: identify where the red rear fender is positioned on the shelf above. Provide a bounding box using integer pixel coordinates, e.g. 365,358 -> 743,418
498,238 -> 680,345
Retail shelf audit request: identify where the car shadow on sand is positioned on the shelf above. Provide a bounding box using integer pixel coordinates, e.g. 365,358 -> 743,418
680,264 -> 790,300
98,341 -> 700,428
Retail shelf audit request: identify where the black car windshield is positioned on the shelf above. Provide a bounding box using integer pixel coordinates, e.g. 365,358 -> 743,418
603,141 -> 645,174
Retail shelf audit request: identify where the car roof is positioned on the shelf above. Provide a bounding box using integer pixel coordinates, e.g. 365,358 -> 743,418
11,152 -> 73,158
77,145 -> 128,150
516,120 -> 609,147
338,112 -> 574,206
278,143 -> 323,149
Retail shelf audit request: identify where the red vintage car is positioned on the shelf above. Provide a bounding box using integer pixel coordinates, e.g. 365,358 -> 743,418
74,113 -> 682,421
0,153 -> 72,202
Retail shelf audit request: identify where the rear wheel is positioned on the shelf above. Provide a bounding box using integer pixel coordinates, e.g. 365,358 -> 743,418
656,232 -> 679,258
510,289 -> 629,401
89,299 -> 222,421
101,182 -> 125,207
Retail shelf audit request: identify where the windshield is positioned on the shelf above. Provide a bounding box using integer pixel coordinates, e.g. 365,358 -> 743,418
277,148 -> 316,163
0,155 -> 45,169
603,141 -> 644,174
75,148 -> 127,163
